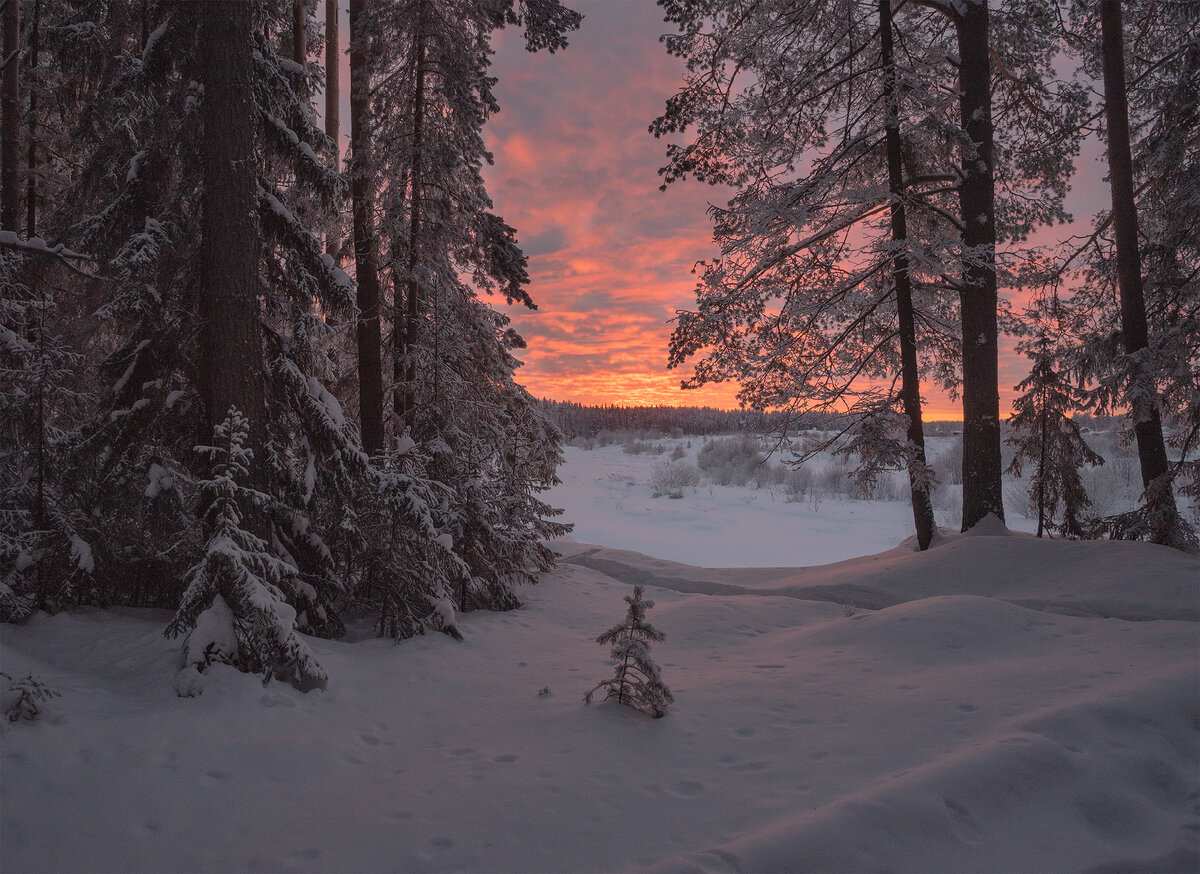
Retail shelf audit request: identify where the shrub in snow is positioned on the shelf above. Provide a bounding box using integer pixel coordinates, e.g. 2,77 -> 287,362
696,435 -> 788,488
782,465 -> 814,502
1,672 -> 60,722
585,585 -> 673,718
932,440 -> 964,486
650,460 -> 699,498
697,435 -> 764,486
1006,335 -> 1104,538
623,438 -> 664,456
166,409 -> 327,692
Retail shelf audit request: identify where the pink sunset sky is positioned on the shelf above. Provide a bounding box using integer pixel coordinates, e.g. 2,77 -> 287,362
329,0 -> 1112,417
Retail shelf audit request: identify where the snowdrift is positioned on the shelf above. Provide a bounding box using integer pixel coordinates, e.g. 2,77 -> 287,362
1,530 -> 1197,872
557,524 -> 1199,621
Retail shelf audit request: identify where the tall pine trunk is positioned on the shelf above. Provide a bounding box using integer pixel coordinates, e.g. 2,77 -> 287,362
954,0 -> 1004,530
23,0 -> 35,237
1036,395 -> 1047,538
324,0 -> 341,263
397,2 -> 428,427
1,0 -> 19,231
325,0 -> 338,156
881,0 -> 934,550
197,0 -> 266,455
349,0 -> 385,455
293,0 -> 305,66
1099,2 -> 1181,546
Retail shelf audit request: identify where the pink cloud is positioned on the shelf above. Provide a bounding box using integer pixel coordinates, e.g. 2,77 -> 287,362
480,0 -> 1107,419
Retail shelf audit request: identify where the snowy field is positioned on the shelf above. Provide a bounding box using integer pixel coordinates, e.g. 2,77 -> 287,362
2,439 -> 1198,872
544,438 -> 1044,567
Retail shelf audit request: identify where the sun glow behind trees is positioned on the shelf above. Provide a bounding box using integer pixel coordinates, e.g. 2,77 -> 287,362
478,0 -> 1104,416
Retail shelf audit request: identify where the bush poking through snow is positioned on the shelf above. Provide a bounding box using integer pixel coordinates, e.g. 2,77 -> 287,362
585,585 -> 673,718
650,460 -> 700,498
1,672 -> 60,722
697,435 -> 767,487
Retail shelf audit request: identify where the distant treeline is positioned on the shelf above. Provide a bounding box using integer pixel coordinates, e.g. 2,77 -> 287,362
538,400 -> 1126,441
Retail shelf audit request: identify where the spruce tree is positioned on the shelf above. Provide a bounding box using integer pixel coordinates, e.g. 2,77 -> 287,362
585,585 -> 673,719
1006,332 -> 1103,538
365,0 -> 578,609
167,408 -> 327,691
68,0 -> 360,634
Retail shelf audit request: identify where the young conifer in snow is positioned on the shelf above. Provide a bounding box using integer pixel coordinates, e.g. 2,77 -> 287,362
1006,332 -> 1103,539
585,585 -> 672,718
167,408 -> 326,692
353,435 -> 466,641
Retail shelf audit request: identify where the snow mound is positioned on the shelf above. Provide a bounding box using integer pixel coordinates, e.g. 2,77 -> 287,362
650,670 -> 1198,874
559,529 -> 1199,621
1,535 -> 1196,872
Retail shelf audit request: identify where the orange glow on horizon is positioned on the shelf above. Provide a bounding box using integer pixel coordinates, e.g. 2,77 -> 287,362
484,2 -> 1102,426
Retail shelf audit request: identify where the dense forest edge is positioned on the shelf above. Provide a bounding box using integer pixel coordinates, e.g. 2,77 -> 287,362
1,0 -> 1197,697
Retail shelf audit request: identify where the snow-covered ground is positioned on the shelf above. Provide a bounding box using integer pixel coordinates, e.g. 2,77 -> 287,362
2,442 -> 1197,872
547,438 -> 1046,567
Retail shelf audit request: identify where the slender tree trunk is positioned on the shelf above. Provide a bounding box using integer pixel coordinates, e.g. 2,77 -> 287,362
33,272 -> 43,535
1036,402 -> 1047,538
293,0 -> 306,66
1,0 -> 19,231
1099,1 -> 1180,545
325,0 -> 338,153
349,0 -> 385,455
398,3 -> 427,426
324,0 -> 341,261
955,0 -> 1004,530
197,0 -> 266,454
23,0 -> 35,237
880,0 -> 934,550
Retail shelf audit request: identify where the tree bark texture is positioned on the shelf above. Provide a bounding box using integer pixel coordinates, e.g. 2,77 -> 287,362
324,0 -> 341,263
398,5 -> 427,427
955,0 -> 1005,530
881,0 -> 935,550
23,0 -> 36,237
293,0 -> 306,66
2,0 -> 19,232
197,0 -> 266,452
349,0 -> 385,455
325,0 -> 338,148
1036,406 -> 1047,538
1099,1 -> 1179,543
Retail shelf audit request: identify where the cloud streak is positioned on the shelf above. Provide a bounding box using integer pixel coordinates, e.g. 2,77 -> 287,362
482,0 -> 1103,417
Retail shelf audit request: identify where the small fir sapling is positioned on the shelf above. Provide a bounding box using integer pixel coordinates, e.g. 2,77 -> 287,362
1006,333 -> 1104,538
1,672 -> 60,722
585,585 -> 673,718
166,408 -> 327,692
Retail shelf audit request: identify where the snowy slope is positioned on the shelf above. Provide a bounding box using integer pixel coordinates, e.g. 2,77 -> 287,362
2,522 -> 1197,873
